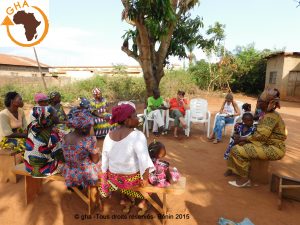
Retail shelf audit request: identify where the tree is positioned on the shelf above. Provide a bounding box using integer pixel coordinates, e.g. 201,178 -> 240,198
121,0 -> 224,97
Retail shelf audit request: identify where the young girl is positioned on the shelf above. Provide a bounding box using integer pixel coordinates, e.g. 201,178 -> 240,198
224,113 -> 255,160
148,140 -> 180,187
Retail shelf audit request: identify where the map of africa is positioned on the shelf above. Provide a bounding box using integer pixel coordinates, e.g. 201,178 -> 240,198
13,10 -> 41,41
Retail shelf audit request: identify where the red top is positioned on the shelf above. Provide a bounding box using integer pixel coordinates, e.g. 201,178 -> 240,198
169,98 -> 189,115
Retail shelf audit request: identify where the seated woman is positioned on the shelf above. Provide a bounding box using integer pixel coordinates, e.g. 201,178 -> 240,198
146,88 -> 168,136
90,88 -> 117,138
0,92 -> 27,153
226,88 -> 287,187
100,103 -> 155,215
62,110 -> 101,207
168,90 -> 190,138
208,93 -> 240,144
24,106 -> 64,177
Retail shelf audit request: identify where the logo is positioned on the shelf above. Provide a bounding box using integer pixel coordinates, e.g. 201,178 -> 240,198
0,0 -> 49,47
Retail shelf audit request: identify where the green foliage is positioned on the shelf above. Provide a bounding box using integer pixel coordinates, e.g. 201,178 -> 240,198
189,60 -> 210,89
230,44 -> 270,94
112,64 -> 128,76
160,69 -> 199,98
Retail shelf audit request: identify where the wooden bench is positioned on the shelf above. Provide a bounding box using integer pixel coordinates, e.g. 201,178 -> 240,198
13,163 -> 186,217
0,148 -> 22,183
270,173 -> 300,210
249,160 -> 269,184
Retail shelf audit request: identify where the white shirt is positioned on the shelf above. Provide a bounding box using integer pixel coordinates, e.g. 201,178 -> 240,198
223,102 -> 235,115
101,130 -> 155,178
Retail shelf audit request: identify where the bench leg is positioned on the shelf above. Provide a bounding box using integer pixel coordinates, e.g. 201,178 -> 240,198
0,155 -> 17,183
278,178 -> 283,210
25,176 -> 43,205
139,190 -> 164,214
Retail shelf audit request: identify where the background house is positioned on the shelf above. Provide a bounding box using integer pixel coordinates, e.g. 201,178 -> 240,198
265,52 -> 300,101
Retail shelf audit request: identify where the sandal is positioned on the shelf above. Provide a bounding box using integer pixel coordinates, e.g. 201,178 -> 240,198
228,180 -> 251,188
137,203 -> 148,216
122,201 -> 133,214
213,139 -> 220,144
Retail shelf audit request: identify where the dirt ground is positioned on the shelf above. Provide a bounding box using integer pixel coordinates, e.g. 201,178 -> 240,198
0,94 -> 300,225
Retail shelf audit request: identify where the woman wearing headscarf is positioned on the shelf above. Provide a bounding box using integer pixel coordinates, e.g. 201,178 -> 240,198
208,93 -> 241,144
100,104 -> 155,215
24,106 -> 64,177
0,92 -> 27,153
90,88 -> 117,138
62,109 -> 100,189
226,88 -> 287,187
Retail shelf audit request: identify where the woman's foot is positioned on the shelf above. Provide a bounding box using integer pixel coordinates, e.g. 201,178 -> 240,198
213,139 -> 220,144
224,169 -> 233,177
137,201 -> 148,216
228,178 -> 251,188
121,201 -> 133,214
208,133 -> 215,141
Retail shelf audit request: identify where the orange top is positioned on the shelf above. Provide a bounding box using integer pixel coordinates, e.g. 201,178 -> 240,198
169,98 -> 189,115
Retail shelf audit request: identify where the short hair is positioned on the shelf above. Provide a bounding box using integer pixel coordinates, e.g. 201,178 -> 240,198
148,141 -> 165,159
242,112 -> 254,120
177,90 -> 185,96
4,91 -> 19,107
242,103 -> 251,112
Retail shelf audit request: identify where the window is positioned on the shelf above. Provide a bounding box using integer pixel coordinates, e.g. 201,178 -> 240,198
269,72 -> 277,84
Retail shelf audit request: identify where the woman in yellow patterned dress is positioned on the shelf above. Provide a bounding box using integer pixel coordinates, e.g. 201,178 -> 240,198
90,88 -> 117,138
226,88 -> 287,187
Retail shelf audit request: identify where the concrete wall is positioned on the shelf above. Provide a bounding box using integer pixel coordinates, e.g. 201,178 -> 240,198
265,55 -> 284,91
266,55 -> 300,100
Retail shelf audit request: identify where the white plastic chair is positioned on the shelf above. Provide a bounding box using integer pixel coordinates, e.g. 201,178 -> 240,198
142,108 -> 166,138
213,100 -> 244,136
186,98 -> 211,138
165,109 -> 190,137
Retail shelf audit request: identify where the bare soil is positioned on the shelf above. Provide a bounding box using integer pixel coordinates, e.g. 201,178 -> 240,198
0,94 -> 299,225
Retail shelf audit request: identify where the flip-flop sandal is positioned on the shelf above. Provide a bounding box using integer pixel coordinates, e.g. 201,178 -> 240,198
137,204 -> 148,216
228,180 -> 251,188
213,139 -> 220,144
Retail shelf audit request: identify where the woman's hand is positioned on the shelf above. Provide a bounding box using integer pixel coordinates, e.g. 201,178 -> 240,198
140,179 -> 149,187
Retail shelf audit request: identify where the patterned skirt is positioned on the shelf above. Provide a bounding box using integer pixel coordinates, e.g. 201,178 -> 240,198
93,113 -> 118,138
227,142 -> 285,178
99,171 -> 144,199
0,137 -> 26,153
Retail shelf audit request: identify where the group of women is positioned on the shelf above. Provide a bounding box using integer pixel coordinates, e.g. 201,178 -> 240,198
0,86 -> 287,214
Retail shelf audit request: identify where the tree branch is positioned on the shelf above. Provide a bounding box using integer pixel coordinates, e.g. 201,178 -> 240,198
121,46 -> 140,64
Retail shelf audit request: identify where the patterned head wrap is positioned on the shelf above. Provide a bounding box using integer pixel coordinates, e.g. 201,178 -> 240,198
31,106 -> 55,128
92,88 -> 101,95
49,91 -> 61,100
34,93 -> 49,103
79,97 -> 90,109
68,110 -> 94,129
260,88 -> 280,112
110,104 -> 135,124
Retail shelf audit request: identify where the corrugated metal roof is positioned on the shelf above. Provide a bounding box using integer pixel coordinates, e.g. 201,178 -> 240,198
0,53 -> 49,67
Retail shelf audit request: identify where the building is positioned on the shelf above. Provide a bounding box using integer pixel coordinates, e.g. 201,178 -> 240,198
0,54 -> 75,87
265,52 -> 300,101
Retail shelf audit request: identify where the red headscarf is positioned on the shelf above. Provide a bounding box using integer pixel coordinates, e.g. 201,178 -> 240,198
110,104 -> 135,124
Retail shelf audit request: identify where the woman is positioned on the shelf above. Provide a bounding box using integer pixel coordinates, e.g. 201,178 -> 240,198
100,104 -> 155,215
49,91 -> 67,124
24,106 -> 64,177
90,88 -> 117,138
226,88 -> 287,187
62,109 -> 101,208
0,92 -> 27,153
168,90 -> 190,137
209,93 -> 240,144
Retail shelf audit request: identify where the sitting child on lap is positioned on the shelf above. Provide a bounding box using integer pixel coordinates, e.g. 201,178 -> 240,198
148,140 -> 180,187
224,113 -> 255,160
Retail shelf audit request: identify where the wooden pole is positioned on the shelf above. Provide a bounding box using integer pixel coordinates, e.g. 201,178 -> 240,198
33,47 -> 47,90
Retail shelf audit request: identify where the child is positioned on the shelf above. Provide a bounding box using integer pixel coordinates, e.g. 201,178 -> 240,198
242,103 -> 251,113
224,113 -> 255,160
148,140 -> 180,187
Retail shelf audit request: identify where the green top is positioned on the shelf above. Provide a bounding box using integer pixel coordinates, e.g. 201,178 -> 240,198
147,96 -> 164,113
